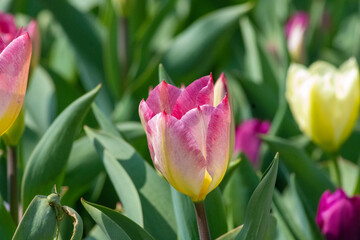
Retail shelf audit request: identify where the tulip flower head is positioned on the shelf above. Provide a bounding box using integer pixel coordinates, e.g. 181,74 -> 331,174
285,12 -> 309,63
286,58 -> 360,152
316,189 -> 360,240
234,119 -> 270,168
0,12 -> 40,76
139,74 -> 231,202
0,28 -> 32,135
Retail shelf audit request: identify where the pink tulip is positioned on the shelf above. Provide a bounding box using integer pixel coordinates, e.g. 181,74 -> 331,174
0,12 -> 40,75
139,74 -> 231,201
0,32 -> 32,135
285,12 -> 309,63
234,119 -> 270,168
316,189 -> 360,240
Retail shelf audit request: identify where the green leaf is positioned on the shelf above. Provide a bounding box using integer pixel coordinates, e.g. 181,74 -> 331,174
171,188 -> 199,240
62,206 -> 83,240
262,135 -> 335,211
85,128 -> 177,240
92,104 -> 121,137
217,226 -> 243,240
43,0 -> 113,114
158,64 -> 174,85
21,86 -> 101,210
102,150 -> 143,226
62,137 -> 103,206
236,153 -> 279,240
222,156 -> 259,229
12,196 -> 57,240
205,188 -> 228,239
84,225 -> 108,240
82,199 -> 155,240
0,194 -> 15,240
163,3 -> 253,82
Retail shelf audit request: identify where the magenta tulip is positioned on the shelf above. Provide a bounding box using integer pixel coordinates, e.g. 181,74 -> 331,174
139,74 -> 231,201
234,119 -> 270,167
316,189 -> 360,240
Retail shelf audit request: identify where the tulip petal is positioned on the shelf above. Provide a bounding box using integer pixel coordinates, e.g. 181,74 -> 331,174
0,33 -> 32,135
138,99 -> 155,129
145,80 -> 181,115
146,112 -> 207,200
172,75 -> 214,119
205,96 -> 231,192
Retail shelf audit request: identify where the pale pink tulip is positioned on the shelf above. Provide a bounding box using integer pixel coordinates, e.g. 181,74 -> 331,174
0,32 -> 32,135
139,75 -> 231,201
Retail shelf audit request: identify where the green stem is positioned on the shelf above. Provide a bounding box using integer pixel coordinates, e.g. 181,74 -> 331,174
7,146 -> 18,224
117,16 -> 129,93
193,201 -> 211,240
329,153 -> 342,188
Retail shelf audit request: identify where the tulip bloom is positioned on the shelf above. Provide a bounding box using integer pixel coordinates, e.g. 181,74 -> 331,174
286,58 -> 360,152
0,32 -> 32,136
234,119 -> 270,168
0,12 -> 40,75
285,12 -> 309,63
316,189 -> 360,240
139,75 -> 231,202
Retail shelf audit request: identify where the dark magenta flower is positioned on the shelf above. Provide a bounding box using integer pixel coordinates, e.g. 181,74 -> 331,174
316,189 -> 360,240
234,119 -> 270,167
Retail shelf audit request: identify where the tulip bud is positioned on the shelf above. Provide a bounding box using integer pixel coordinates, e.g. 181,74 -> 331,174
139,75 -> 231,201
234,119 -> 270,168
285,12 -> 309,63
316,189 -> 360,240
286,58 -> 360,152
0,32 -> 32,136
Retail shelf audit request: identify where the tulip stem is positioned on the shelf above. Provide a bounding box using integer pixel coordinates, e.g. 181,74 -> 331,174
330,153 -> 342,188
7,146 -> 18,224
194,201 -> 211,240
118,16 -> 129,92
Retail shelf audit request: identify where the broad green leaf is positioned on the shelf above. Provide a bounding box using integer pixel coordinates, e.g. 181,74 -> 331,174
171,188 -> 199,240
263,215 -> 277,240
62,136 -> 103,206
43,0 -> 113,114
337,158 -> 358,196
163,3 -> 253,82
222,157 -> 259,229
262,135 -> 335,211
92,104 -> 121,137
205,188 -> 228,239
82,200 -> 155,240
85,128 -> 177,239
25,66 -> 56,136
0,194 -> 15,240
236,153 -> 279,240
12,196 -> 57,240
103,150 -> 143,226
21,86 -> 101,209
84,225 -> 108,240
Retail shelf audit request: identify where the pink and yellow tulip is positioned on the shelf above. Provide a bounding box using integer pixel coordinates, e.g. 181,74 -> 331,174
139,74 -> 231,202
0,31 -> 32,136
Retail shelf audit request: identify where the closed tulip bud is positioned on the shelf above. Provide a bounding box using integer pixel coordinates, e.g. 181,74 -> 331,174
316,189 -> 360,240
234,119 -> 271,168
286,58 -> 360,152
139,75 -> 231,202
0,32 -> 31,136
285,12 -> 309,63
